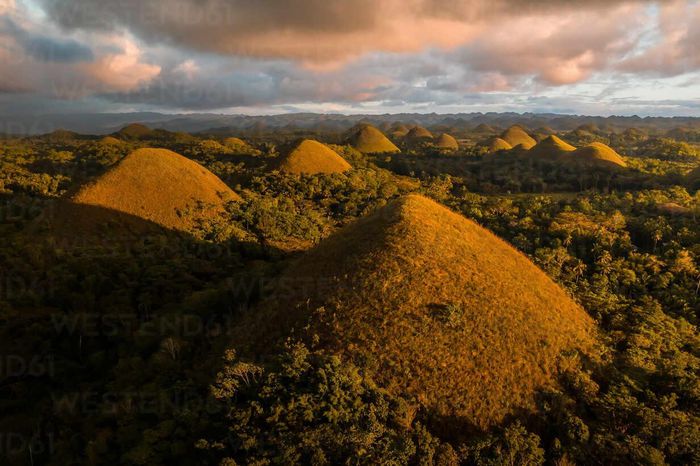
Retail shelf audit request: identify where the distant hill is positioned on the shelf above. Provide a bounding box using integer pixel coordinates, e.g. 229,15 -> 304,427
485,137 -> 513,153
406,126 -> 434,141
68,148 -> 240,232
5,112 -> 700,136
98,136 -> 123,146
348,125 -> 400,154
223,137 -> 253,152
235,194 -> 597,429
435,133 -> 459,151
526,135 -> 577,160
500,125 -> 537,149
114,123 -> 155,140
278,139 -> 351,175
570,142 -> 627,168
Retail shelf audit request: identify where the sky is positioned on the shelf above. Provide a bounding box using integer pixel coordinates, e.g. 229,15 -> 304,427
0,0 -> 699,116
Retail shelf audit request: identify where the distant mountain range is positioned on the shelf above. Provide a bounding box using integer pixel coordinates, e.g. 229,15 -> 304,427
2,111 -> 700,136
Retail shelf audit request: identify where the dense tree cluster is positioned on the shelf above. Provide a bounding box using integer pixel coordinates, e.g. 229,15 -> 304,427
0,131 -> 698,465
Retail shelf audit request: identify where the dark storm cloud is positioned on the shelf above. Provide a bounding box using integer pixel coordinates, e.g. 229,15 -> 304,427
1,17 -> 93,63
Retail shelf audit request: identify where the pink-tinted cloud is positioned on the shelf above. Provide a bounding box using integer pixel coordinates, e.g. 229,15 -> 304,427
0,7 -> 160,99
1,0 -> 698,114
619,0 -> 700,75
461,3 -> 647,85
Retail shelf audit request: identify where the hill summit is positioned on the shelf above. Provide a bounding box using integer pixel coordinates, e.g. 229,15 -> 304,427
527,135 -> 577,160
115,123 -> 154,140
435,133 -> 459,151
349,125 -> 400,154
406,126 -> 434,140
485,137 -> 513,153
501,125 -> 537,149
236,194 -> 596,429
279,139 -> 351,175
70,148 -> 239,232
571,142 -> 627,168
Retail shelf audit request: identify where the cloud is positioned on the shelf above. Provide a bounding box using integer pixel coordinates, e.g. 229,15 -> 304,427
0,0 -> 697,116
618,0 -> 700,76
459,3 -> 647,85
0,9 -> 159,99
1,17 -> 94,63
36,0 -> 657,65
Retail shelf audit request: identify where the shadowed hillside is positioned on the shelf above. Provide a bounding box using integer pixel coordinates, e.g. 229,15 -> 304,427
406,126 -> 434,141
485,137 -> 513,153
234,194 -> 597,429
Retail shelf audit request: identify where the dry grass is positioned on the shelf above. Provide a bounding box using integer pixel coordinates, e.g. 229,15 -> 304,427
349,125 -> 400,154
71,148 -> 240,232
501,125 -> 536,149
526,135 -> 577,160
278,139 -> 351,175
570,142 -> 627,168
435,133 -> 459,151
486,137 -> 513,153
235,194 -> 598,429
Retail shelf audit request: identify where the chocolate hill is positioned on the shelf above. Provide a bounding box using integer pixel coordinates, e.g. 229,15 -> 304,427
68,148 -> 240,232
526,135 -> 577,160
348,125 -> 400,154
486,137 -> 513,153
500,125 -> 537,149
235,194 -> 597,429
406,126 -> 434,141
570,142 -> 627,168
278,139 -> 351,175
435,133 -> 459,151
114,123 -> 154,140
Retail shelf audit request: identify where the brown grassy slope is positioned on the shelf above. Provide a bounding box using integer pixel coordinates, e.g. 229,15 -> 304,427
486,137 -> 513,153
235,194 -> 597,429
349,125 -> 400,154
406,126 -> 434,140
501,125 -> 537,149
71,148 -> 240,232
570,142 -> 627,168
435,133 -> 459,150
278,139 -> 351,175
526,135 -> 577,160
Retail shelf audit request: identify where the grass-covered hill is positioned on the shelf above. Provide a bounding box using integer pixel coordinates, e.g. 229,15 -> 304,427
0,123 -> 698,465
278,139 -> 352,175
235,194 -> 597,429
349,124 -> 400,154
69,148 -> 240,232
